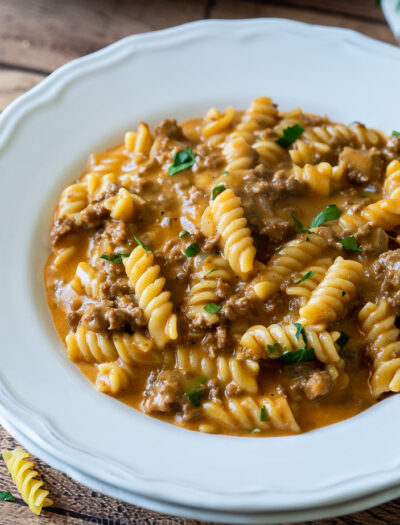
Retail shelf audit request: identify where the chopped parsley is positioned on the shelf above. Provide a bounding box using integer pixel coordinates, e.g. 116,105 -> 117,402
250,428 -> 261,433
184,376 -> 206,407
291,215 -> 311,234
275,124 -> 305,148
278,347 -> 316,364
342,290 -> 346,296
100,252 -> 130,263
207,268 -> 218,275
178,230 -> 189,238
295,271 -> 315,285
184,243 -> 200,258
222,170 -> 228,175
169,147 -> 195,175
266,342 -> 283,356
211,183 -> 226,200
310,204 -> 341,228
339,236 -> 363,252
294,322 -> 308,346
393,131 -> 400,137
0,491 -> 15,502
203,302 -> 221,314
337,331 -> 350,353
260,405 -> 269,422
134,235 -> 151,252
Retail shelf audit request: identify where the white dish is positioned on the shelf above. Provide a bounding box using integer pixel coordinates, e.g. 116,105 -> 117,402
1,18 -> 400,523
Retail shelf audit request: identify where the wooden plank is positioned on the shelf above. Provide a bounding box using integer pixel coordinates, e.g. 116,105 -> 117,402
211,0 -> 397,45
0,504 -> 86,525
0,68 -> 45,112
264,0 -> 385,22
0,0 -> 208,72
0,426 -> 201,524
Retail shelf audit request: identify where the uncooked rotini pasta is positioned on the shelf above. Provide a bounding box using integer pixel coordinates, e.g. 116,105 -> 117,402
2,448 -> 53,515
45,98 -> 399,436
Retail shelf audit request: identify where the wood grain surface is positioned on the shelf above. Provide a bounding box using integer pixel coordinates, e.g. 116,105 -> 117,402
0,1 -> 399,523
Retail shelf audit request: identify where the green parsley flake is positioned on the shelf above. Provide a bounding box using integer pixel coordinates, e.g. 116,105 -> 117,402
203,302 -> 221,314
184,376 -> 206,407
0,491 -> 15,502
342,290 -> 346,296
100,252 -> 130,263
222,170 -> 228,175
310,204 -> 341,228
134,235 -> 151,252
295,271 -> 315,285
393,131 -> 400,137
184,243 -> 200,258
211,183 -> 226,200
266,342 -> 283,356
292,215 -> 311,234
178,230 -> 189,238
169,147 -> 195,175
278,347 -> 316,364
336,331 -> 350,353
275,124 -> 305,148
207,268 -> 218,275
260,405 -> 269,422
294,322 -> 308,346
339,236 -> 363,252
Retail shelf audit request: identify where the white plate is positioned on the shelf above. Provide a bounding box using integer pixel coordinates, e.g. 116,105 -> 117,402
1,18 -> 400,524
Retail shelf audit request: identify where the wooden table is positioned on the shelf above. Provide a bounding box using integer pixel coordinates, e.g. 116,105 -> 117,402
0,1 -> 399,523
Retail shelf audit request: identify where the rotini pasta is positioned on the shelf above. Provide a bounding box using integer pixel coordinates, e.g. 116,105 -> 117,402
358,300 -> 400,397
123,245 -> 177,349
251,232 -> 327,300
2,448 -> 53,515
240,323 -> 341,363
299,256 -> 363,327
285,257 -> 332,304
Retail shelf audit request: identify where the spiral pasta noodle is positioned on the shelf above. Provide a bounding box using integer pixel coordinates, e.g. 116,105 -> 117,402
123,245 -> 177,349
358,300 -> 400,397
251,232 -> 327,300
202,106 -> 235,145
67,326 -> 161,365
222,137 -> 257,172
384,160 -> 400,199
176,347 -> 259,394
124,121 -> 153,158
95,360 -> 135,394
228,96 -> 278,143
292,162 -> 333,196
103,187 -> 144,222
207,188 -> 256,276
361,198 -> 400,230
299,256 -> 363,327
285,258 -> 332,304
70,261 -> 100,298
240,323 -> 341,363
186,254 -> 232,325
253,138 -> 285,168
57,183 -> 88,219
2,448 -> 53,515
202,395 -> 300,433
289,139 -> 330,166
302,122 -> 384,148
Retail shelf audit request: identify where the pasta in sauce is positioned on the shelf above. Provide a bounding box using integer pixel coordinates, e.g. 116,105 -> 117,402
45,97 -> 400,436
